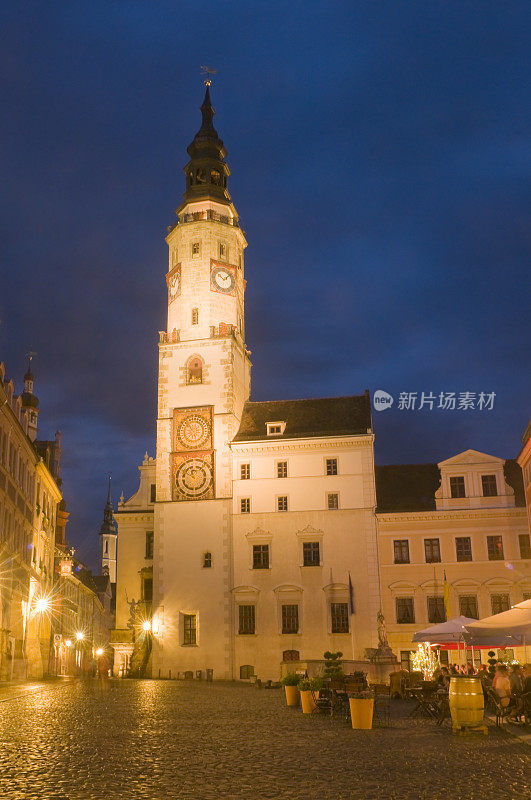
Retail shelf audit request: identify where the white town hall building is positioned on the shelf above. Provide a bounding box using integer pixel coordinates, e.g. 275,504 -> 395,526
110,84 -> 382,679
109,85 -> 529,679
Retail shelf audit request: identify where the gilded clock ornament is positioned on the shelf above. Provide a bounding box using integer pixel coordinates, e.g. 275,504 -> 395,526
176,458 -> 212,498
177,414 -> 210,450
167,265 -> 181,302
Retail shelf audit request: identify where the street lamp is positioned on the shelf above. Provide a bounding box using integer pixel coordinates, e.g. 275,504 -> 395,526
76,632 -> 84,641
142,620 -> 152,633
34,596 -> 50,614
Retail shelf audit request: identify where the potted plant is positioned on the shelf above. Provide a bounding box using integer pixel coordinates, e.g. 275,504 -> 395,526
323,651 -> 345,688
348,687 -> 374,730
487,650 -> 497,679
310,676 -> 324,698
298,678 -> 316,714
281,673 -> 300,706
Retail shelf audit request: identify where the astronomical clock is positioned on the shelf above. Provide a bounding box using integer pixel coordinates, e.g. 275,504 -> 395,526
166,264 -> 181,304
172,406 -> 214,501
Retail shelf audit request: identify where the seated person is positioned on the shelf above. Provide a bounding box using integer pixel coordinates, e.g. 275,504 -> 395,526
492,664 -> 511,707
437,667 -> 450,689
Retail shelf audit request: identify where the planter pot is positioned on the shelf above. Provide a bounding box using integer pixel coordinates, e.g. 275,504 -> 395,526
300,690 -> 316,715
284,685 -> 300,707
449,676 -> 484,728
349,698 -> 374,729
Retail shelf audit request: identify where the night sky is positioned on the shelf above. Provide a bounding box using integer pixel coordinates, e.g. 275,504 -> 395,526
1,2 -> 529,570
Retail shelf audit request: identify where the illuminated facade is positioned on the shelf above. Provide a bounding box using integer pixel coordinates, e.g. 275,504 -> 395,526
376,449 -> 529,667
111,86 -> 381,679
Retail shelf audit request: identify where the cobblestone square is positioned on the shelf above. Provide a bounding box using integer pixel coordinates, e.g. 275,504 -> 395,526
0,680 -> 528,800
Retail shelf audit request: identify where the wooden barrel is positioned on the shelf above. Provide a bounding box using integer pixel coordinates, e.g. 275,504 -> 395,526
449,676 -> 484,728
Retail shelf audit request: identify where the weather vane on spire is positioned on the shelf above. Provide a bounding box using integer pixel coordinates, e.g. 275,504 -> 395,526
200,65 -> 217,87
26,349 -> 37,366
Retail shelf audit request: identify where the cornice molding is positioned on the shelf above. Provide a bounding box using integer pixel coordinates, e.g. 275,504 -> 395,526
230,436 -> 373,454
377,508 -> 526,524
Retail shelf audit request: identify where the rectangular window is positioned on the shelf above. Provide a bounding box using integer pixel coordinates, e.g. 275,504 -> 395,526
439,649 -> 449,666
400,650 -> 412,671
491,594 -> 510,615
396,597 -> 415,624
481,474 -> 498,497
393,540 -> 410,564
331,602 -> 349,633
277,496 -> 288,512
459,595 -> 479,619
326,458 -> 338,476
218,242 -> 226,259
183,614 -> 197,645
191,242 -> 200,256
450,476 -> 466,498
238,605 -> 255,635
267,423 -> 282,435
487,535 -> 504,560
518,534 -> 531,559
145,531 -> 154,559
240,498 -> 250,514
327,492 -> 339,510
240,463 -> 250,480
281,604 -> 299,634
427,596 -> 446,623
150,484 -> 156,503
191,308 -> 199,325
303,541 -> 320,566
252,544 -> 269,569
143,577 -> 153,602
277,461 -> 288,478
424,538 -> 441,563
455,536 -> 472,562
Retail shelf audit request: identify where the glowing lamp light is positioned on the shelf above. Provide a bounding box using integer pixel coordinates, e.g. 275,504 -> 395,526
142,620 -> 152,632
35,597 -> 50,614
76,632 -> 84,641
65,639 -> 72,647
96,648 -> 103,656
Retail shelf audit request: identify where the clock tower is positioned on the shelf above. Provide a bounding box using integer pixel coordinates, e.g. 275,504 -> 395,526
152,83 -> 251,678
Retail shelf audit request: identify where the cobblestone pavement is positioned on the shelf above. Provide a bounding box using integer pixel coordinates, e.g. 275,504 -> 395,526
0,680 -> 528,800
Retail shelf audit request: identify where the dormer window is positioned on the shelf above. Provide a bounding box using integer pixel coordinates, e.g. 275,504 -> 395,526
449,476 -> 466,498
481,474 -> 497,497
267,421 -> 286,436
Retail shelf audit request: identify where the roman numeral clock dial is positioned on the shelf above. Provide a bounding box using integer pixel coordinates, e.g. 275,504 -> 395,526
211,264 -> 236,294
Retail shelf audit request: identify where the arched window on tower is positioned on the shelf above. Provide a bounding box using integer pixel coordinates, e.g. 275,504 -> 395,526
187,357 -> 203,385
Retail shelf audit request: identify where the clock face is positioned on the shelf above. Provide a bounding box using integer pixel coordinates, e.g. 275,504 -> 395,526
176,458 -> 212,498
167,265 -> 181,302
176,414 -> 210,450
168,272 -> 180,301
211,265 -> 235,294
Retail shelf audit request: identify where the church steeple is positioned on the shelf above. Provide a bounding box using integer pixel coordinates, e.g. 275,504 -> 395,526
21,354 -> 39,442
99,476 -> 117,582
181,83 -> 232,208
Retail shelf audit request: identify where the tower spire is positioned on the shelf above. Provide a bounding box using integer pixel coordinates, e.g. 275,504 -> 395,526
99,475 -> 116,537
180,78 -> 232,209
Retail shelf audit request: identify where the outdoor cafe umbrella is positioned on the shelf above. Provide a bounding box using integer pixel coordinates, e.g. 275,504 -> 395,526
412,616 -> 477,644
465,599 -> 531,658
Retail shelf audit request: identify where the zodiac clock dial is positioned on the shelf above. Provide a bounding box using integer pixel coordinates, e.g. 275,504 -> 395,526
211,265 -> 235,294
175,458 -> 212,498
176,414 -> 210,450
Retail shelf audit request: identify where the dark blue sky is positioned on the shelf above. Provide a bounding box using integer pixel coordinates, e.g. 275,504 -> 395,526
1,1 -> 529,570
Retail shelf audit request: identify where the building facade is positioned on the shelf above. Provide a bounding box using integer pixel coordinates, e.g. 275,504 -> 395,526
376,450 -> 529,668
111,87 -> 529,679
1,358 -> 112,680
111,86 -> 380,679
